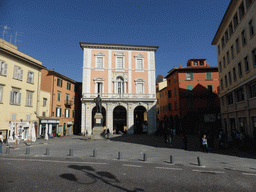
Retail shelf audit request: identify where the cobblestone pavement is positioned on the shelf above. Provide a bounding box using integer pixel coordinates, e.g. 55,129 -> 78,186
1,134 -> 256,173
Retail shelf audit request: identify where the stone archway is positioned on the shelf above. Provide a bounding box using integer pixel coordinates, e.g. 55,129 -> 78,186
134,106 -> 147,134
92,106 -> 106,129
113,106 -> 127,134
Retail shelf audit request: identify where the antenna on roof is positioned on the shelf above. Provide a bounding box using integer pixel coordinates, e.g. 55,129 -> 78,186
9,30 -> 14,44
0,25 -> 10,40
15,31 -> 23,46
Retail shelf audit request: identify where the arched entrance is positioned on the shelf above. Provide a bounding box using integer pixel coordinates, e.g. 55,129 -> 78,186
134,106 -> 147,134
113,106 -> 126,134
92,106 -> 106,129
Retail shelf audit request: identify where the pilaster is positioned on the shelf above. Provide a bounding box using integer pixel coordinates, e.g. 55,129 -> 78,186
81,102 -> 86,134
127,103 -> 134,134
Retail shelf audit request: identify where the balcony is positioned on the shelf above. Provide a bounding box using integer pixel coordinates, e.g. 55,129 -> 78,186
82,93 -> 156,100
65,100 -> 73,107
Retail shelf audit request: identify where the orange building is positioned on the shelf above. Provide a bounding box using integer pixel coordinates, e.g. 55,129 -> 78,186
161,59 -> 220,135
40,69 -> 77,137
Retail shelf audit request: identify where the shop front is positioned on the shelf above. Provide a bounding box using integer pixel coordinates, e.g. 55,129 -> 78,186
39,118 -> 60,139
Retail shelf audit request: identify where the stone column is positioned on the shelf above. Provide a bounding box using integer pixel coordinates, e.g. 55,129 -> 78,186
81,102 -> 86,135
85,103 -> 92,136
106,103 -> 114,134
127,103 -> 134,134
39,124 -> 42,137
49,124 -> 52,135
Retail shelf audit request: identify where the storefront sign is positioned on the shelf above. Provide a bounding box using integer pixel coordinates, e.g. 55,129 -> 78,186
41,120 -> 60,124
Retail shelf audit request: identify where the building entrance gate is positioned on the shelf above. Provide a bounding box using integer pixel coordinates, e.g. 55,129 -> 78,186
113,106 -> 126,134
134,106 -> 147,134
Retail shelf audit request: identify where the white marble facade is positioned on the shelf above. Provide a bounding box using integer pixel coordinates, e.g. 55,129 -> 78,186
80,43 -> 158,135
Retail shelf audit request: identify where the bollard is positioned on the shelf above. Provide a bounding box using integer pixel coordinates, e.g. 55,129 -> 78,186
93,149 -> 97,157
26,148 -> 30,155
69,149 -> 73,156
170,155 -> 173,164
46,148 -> 50,155
143,153 -> 147,161
197,156 -> 201,166
118,152 -> 121,160
6,148 -> 10,154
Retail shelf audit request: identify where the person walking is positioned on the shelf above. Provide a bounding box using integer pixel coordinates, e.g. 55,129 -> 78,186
106,129 -> 110,139
202,134 -> 208,153
168,134 -> 173,148
0,132 -> 3,153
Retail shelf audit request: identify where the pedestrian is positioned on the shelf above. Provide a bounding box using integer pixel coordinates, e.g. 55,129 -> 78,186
168,134 -> 173,148
0,132 -> 3,153
202,134 -> 208,153
106,129 -> 110,139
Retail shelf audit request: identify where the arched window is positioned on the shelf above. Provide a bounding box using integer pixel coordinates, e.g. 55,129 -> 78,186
116,76 -> 124,94
94,77 -> 104,94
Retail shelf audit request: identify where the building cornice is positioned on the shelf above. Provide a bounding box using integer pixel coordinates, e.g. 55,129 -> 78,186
80,42 -> 159,52
165,67 -> 218,78
47,69 -> 77,83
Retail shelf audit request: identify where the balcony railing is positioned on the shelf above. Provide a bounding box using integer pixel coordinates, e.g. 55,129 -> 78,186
65,100 -> 73,107
82,93 -> 156,99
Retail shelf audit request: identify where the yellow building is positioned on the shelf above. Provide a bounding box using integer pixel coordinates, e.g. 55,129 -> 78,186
0,38 -> 45,142
212,0 -> 256,137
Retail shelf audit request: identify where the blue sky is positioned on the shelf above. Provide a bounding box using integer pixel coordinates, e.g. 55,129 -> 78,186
1,0 -> 230,82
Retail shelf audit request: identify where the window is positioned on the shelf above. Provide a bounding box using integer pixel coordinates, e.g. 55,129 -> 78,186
218,45 -> 220,55
249,82 -> 256,98
229,22 -> 233,37
74,84 -> 76,92
73,110 -> 75,118
228,72 -> 232,85
221,37 -> 225,48
207,85 -> 213,92
135,53 -> 145,70
244,56 -> 250,72
252,49 -> 256,67
233,13 -> 238,29
193,61 -> 198,66
56,107 -> 61,117
186,85 -> 193,95
231,45 -> 235,59
200,61 -> 204,66
168,78 -> 171,85
225,30 -> 229,44
0,85 -> 3,103
12,114 -> 16,120
10,88 -> 21,105
225,75 -> 228,87
27,71 -> 34,83
57,78 -> 62,87
96,57 -> 103,68
117,76 -> 124,94
117,57 -> 123,69
245,0 -> 253,10
236,88 -> 245,102
168,90 -> 172,98
219,61 -> 222,72
220,79 -> 223,90
249,19 -> 254,37
174,87 -> 177,96
43,98 -> 47,107
236,38 -> 240,54
66,94 -> 69,104
227,51 -> 230,64
26,91 -> 33,106
65,109 -> 70,118
0,61 -> 7,76
206,72 -> 212,80
233,67 -> 237,81
241,30 -> 247,46
238,1 -> 245,20
67,82 -> 71,90
73,96 -> 75,105
26,114 -> 30,121
174,101 -> 177,110
173,75 -> 176,83
136,59 -> 143,70
185,72 -> 193,80
226,93 -> 233,105
168,103 -> 172,111
13,66 -> 23,80
57,91 -> 61,101
136,83 -> 143,94
238,62 -> 242,77
223,56 -> 226,68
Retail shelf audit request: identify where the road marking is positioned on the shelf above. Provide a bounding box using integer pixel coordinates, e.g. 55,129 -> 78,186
242,173 -> 256,176
123,164 -> 142,168
0,158 -> 107,165
155,167 -> 182,171
192,170 -> 225,174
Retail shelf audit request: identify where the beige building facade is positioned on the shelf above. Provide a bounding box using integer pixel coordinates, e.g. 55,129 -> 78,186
80,42 -> 158,135
212,0 -> 256,137
0,38 -> 45,142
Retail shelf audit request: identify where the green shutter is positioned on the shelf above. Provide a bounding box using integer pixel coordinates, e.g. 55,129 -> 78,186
56,108 -> 58,117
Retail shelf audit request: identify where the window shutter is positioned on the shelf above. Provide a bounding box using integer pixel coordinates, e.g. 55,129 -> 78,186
10,91 -> 14,104
60,108 -> 62,117
18,92 -> 21,105
56,108 -> 58,117
2,62 -> 7,75
20,69 -> 23,80
31,73 -> 34,83
191,73 -> 193,80
27,71 -> 30,82
26,92 -> 29,105
30,93 -> 33,105
14,66 -> 18,79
